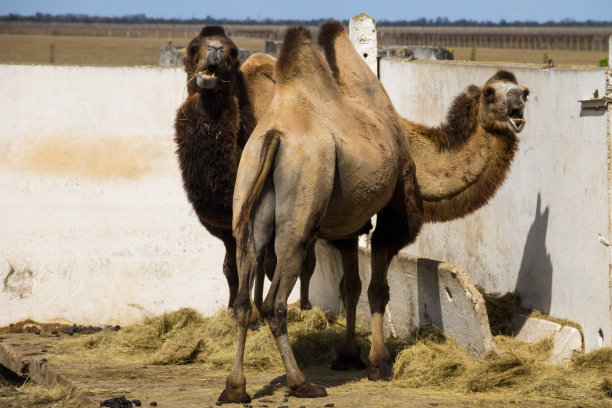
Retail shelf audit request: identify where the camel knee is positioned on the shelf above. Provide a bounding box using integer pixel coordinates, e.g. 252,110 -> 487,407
233,292 -> 252,327
265,301 -> 288,337
367,282 -> 390,314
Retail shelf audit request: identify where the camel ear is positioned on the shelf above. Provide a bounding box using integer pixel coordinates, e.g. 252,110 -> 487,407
482,86 -> 496,102
464,85 -> 480,99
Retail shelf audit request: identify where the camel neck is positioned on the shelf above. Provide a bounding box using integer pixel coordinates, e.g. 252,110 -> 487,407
405,118 -> 518,223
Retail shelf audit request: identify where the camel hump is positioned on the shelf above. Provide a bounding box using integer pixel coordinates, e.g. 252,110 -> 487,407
486,70 -> 517,85
317,21 -> 346,50
317,20 -> 391,109
199,26 -> 226,37
275,27 -> 335,89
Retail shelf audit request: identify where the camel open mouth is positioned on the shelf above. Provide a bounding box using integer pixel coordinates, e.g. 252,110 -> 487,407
508,108 -> 525,133
196,70 -> 218,89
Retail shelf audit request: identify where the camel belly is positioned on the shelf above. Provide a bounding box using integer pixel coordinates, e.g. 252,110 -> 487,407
318,145 -> 397,240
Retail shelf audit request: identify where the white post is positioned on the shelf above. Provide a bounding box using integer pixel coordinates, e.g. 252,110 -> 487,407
349,13 -> 378,76
609,34 -> 611,67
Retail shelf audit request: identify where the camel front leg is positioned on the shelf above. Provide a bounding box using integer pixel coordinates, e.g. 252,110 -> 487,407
264,242 -> 327,398
368,198 -> 422,381
330,238 -> 367,371
367,243 -> 394,381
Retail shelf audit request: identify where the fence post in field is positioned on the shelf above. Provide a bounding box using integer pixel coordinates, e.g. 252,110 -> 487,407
349,13 -> 378,76
609,35 -> 611,67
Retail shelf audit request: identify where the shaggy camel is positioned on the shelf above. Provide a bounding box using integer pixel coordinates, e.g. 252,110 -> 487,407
220,22 -> 422,402
404,70 -> 528,223
174,26 -> 315,315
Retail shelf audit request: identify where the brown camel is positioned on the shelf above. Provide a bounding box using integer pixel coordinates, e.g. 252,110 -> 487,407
219,22 -> 422,402
174,27 -> 315,315
242,62 -> 529,307
221,21 -> 530,401
404,70 -> 528,222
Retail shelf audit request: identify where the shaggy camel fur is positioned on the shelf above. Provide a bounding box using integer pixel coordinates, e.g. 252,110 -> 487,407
405,70 -> 529,222
174,27 -> 314,314
219,22 -> 422,402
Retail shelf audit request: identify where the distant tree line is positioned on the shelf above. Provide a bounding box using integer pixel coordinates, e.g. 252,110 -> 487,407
1,12 -> 611,27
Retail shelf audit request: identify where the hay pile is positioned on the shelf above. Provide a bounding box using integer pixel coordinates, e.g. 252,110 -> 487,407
393,329 -> 612,402
50,304 -> 612,403
72,305 -> 368,371
0,380 -> 83,408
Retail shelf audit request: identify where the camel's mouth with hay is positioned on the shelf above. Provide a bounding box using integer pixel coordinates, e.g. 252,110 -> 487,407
196,69 -> 218,89
508,108 -> 525,133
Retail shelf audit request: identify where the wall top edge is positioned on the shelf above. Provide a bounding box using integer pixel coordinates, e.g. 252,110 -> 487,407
0,63 -> 183,71
379,57 -> 610,73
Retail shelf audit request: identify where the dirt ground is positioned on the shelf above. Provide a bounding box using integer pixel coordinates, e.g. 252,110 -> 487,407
0,328 -> 609,408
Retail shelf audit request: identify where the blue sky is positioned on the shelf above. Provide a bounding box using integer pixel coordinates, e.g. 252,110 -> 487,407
1,0 -> 610,22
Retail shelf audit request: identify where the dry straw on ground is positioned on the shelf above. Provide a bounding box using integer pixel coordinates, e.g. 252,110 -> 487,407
0,380 -> 84,408
44,304 -> 612,404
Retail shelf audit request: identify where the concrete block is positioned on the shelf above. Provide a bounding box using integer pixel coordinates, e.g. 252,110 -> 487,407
550,326 -> 583,364
349,13 -> 377,76
512,313 -> 561,343
309,241 -> 496,357
512,314 -> 583,364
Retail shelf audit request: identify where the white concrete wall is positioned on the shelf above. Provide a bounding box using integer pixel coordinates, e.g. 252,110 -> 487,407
380,59 -> 612,351
0,64 -> 295,326
309,242 -> 496,357
2,61 -> 612,354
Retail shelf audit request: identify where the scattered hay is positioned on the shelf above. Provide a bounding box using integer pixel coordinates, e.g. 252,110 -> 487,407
58,305 -> 367,371
393,327 -> 612,403
42,305 -> 612,404
0,380 -> 83,407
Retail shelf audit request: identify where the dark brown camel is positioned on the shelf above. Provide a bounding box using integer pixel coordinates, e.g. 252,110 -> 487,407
174,26 -> 315,317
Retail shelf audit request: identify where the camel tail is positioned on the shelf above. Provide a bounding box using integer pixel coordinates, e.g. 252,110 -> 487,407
235,129 -> 281,250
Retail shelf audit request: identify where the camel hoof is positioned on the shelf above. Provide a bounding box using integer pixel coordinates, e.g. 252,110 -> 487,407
300,301 -> 312,310
249,306 -> 263,325
218,387 -> 251,404
368,363 -> 393,381
330,354 -> 367,371
289,382 -> 327,398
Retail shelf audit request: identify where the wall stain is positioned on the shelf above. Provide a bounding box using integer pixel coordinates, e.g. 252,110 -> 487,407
2,135 -> 169,179
3,264 -> 33,299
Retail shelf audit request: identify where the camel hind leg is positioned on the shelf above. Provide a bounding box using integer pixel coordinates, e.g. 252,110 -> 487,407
262,233 -> 327,398
218,185 -> 275,403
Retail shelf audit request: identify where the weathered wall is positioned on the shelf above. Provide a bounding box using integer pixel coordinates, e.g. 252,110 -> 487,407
0,64 -> 279,326
2,61 -> 611,354
379,59 -> 612,351
309,242 -> 496,357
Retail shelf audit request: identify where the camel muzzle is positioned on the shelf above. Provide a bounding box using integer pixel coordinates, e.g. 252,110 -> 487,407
196,40 -> 225,89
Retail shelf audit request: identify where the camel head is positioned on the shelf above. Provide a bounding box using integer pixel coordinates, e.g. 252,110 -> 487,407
478,70 -> 529,135
184,26 -> 240,95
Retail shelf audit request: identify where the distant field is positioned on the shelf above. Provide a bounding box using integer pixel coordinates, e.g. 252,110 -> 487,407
0,34 -> 265,66
0,33 -> 606,67
451,46 -> 606,66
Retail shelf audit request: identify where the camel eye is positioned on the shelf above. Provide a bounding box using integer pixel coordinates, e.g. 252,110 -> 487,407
229,48 -> 238,59
188,46 -> 199,58
523,89 -> 530,100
